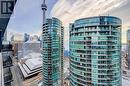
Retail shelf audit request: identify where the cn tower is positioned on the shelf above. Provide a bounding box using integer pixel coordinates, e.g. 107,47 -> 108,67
41,0 -> 47,25
41,0 -> 47,85
41,1 -> 64,86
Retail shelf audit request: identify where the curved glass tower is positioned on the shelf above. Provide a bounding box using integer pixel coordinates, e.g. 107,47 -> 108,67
69,16 -> 122,86
42,17 -> 64,86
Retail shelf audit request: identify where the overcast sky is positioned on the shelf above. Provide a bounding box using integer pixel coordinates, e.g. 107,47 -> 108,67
7,0 -> 130,50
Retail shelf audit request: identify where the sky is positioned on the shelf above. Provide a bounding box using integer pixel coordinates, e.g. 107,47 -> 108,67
7,0 -> 130,50
7,0 -> 57,34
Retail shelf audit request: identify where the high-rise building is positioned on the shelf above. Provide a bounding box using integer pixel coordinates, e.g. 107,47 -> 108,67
12,41 -> 23,59
127,29 -> 130,69
0,0 -> 17,86
69,16 -> 122,86
1,41 -> 14,86
22,38 -> 41,57
11,34 -> 24,42
42,17 -> 64,86
0,0 -> 16,51
24,33 -> 30,42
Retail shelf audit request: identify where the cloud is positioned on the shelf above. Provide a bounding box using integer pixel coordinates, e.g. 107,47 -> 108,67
7,29 -> 24,41
50,0 -> 130,50
51,0 -> 128,26
7,29 -> 42,42
30,30 -> 42,36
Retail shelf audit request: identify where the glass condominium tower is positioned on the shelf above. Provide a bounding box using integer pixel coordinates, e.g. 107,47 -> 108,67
42,17 -> 64,86
69,16 -> 122,86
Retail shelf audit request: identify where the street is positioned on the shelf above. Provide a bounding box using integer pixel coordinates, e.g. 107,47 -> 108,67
11,57 -> 24,86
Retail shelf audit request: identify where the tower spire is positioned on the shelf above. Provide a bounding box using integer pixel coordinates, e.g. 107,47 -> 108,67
41,0 -> 47,85
41,0 -> 47,24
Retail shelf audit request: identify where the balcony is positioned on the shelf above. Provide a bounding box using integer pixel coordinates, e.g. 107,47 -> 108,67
2,44 -> 13,52
3,68 -> 13,85
3,56 -> 13,68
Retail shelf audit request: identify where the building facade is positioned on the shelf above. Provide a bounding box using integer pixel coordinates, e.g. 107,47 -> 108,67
0,0 -> 17,51
42,17 -> 64,86
1,42 -> 14,86
0,0 -> 16,85
69,16 -> 122,86
24,33 -> 30,42
127,29 -> 130,69
22,37 -> 41,57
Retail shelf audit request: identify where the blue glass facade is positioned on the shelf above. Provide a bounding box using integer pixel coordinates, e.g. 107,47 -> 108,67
42,17 -> 64,86
69,16 -> 122,86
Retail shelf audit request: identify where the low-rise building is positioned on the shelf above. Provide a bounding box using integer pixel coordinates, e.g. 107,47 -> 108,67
18,53 -> 42,79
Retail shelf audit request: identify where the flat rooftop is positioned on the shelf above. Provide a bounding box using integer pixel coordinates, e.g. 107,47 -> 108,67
122,76 -> 130,86
18,53 -> 42,78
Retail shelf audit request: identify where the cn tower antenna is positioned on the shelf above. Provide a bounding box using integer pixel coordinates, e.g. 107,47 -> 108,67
41,0 -> 47,25
41,0 -> 47,85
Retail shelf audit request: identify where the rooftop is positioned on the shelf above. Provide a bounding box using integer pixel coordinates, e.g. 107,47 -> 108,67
122,76 -> 130,86
18,53 -> 42,78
